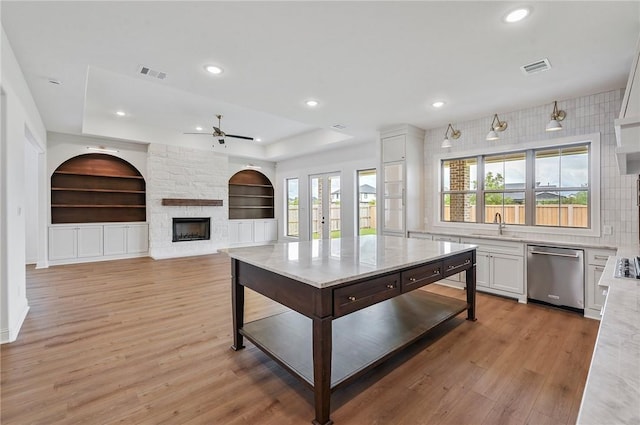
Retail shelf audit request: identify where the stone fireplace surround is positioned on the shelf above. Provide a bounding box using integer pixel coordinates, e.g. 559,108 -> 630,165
147,144 -> 229,259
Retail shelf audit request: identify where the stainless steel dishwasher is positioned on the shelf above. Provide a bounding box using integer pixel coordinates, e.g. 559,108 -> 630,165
527,245 -> 584,312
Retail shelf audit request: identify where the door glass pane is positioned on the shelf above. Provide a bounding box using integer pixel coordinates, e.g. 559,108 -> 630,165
384,198 -> 403,232
358,169 -> 377,236
286,178 -> 299,237
311,177 -> 322,239
329,176 -> 340,239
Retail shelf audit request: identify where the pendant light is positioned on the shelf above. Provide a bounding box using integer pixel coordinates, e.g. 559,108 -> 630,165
546,101 -> 566,132
441,123 -> 461,148
486,114 -> 508,141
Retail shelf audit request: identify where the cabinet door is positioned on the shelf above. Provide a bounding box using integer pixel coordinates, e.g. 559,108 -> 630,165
104,225 -> 128,255
49,227 -> 77,260
382,135 -> 406,162
77,226 -> 103,258
586,264 -> 607,310
260,220 -> 277,242
253,220 -> 268,243
230,221 -> 254,245
476,250 -> 491,289
383,162 -> 405,234
490,253 -> 524,294
127,224 -> 149,253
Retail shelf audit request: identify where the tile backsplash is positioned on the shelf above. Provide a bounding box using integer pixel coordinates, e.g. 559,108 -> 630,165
423,89 -> 638,248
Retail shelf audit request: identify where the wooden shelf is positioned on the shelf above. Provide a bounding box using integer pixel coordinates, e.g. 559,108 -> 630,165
161,198 -> 223,206
52,187 -> 145,194
229,170 -> 274,220
241,290 -> 467,390
51,153 -> 146,224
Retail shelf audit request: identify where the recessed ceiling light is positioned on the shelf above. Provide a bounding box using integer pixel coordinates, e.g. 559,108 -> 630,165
115,111 -> 126,116
432,101 -> 445,108
196,126 -> 203,131
504,8 -> 530,23
205,65 -> 223,75
305,99 -> 319,107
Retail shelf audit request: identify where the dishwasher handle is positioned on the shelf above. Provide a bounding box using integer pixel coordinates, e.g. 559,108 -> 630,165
529,250 -> 580,258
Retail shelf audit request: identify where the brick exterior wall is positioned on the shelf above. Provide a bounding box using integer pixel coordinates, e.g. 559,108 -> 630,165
449,160 -> 471,222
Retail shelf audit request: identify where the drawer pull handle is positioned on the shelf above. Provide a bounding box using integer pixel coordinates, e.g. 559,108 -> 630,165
433,269 -> 440,275
594,266 -> 605,271
386,284 -> 395,289
594,255 -> 609,260
409,277 -> 417,282
348,296 -> 357,302
447,259 -> 471,271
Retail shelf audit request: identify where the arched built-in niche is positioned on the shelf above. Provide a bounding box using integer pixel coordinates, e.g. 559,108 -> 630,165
51,153 -> 146,224
228,170 -> 274,219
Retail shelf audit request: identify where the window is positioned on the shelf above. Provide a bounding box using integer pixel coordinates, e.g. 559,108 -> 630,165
483,152 -> 526,225
441,158 -> 477,223
286,178 -> 299,237
440,142 -> 591,229
357,169 -> 377,235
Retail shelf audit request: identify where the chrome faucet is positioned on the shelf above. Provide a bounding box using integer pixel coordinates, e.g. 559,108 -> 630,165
493,212 -> 505,235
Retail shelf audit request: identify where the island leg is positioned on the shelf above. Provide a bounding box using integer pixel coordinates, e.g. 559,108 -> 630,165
231,259 -> 245,350
466,252 -> 477,321
312,316 -> 333,425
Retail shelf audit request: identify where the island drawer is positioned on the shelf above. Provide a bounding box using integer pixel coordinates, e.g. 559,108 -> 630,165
442,252 -> 473,278
333,273 -> 401,317
401,262 -> 442,291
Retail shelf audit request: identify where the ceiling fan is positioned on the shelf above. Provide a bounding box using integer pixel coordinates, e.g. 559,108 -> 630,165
184,114 -> 254,145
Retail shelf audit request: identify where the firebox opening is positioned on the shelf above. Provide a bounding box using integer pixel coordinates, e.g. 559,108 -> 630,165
172,217 -> 210,242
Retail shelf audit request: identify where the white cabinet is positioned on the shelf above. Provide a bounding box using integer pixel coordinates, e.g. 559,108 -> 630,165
49,223 -> 148,265
432,235 -> 464,288
462,238 -> 525,302
380,125 -> 425,236
49,225 -> 103,260
585,248 -> 615,319
104,224 -> 149,255
229,219 -> 277,246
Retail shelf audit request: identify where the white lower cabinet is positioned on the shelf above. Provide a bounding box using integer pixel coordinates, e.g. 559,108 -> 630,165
462,238 -> 525,302
229,219 -> 277,246
432,235 -> 464,288
49,225 -> 103,260
49,223 -> 148,265
585,248 -> 615,320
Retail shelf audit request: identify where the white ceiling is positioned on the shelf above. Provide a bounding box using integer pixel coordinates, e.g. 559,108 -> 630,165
2,1 -> 639,160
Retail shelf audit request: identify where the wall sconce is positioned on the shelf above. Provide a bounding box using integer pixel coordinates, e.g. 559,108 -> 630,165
545,100 -> 566,132
441,124 -> 461,148
486,114 -> 508,141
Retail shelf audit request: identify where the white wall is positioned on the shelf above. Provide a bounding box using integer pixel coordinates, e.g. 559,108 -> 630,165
424,89 -> 637,247
1,26 -> 47,343
24,138 -> 39,264
275,141 -> 378,241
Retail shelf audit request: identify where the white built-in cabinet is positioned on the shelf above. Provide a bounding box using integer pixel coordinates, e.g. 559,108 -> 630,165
49,223 -> 148,265
380,125 -> 425,236
585,248 -> 615,319
228,219 -> 277,246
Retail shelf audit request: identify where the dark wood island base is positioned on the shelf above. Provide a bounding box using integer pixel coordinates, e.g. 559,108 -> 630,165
229,244 -> 476,425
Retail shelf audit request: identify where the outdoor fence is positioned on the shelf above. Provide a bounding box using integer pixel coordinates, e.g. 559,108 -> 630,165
287,204 -> 377,236
443,204 -> 588,227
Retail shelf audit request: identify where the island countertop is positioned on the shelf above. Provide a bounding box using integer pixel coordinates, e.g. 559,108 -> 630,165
225,235 -> 476,288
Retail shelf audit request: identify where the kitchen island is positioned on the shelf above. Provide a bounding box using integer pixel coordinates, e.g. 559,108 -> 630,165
226,235 -> 477,425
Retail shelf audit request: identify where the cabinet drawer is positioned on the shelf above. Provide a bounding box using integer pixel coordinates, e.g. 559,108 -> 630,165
443,252 -> 473,278
587,249 -> 615,266
334,273 -> 401,317
402,262 -> 442,291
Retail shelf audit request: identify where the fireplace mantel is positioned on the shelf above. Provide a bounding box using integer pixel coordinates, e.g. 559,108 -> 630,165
161,198 -> 223,206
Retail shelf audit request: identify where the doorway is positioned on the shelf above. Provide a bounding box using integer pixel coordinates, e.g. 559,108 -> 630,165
310,173 -> 340,239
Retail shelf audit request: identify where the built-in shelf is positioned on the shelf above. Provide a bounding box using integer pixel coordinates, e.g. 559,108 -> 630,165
51,153 -> 146,224
229,170 -> 274,220
161,198 -> 223,206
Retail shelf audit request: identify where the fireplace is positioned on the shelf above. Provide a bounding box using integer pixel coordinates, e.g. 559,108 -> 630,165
172,217 -> 211,242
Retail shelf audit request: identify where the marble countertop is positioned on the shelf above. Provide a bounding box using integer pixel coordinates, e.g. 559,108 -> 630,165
408,229 -> 618,250
224,235 -> 476,288
577,253 -> 640,424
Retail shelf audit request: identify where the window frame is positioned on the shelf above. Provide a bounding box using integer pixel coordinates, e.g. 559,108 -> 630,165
434,133 -> 600,237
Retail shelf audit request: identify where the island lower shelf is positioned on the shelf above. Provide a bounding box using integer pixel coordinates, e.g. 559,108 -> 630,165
240,289 -> 468,391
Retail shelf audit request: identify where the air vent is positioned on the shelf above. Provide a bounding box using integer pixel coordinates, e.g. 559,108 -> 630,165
137,65 -> 167,80
331,124 -> 347,130
520,58 -> 551,75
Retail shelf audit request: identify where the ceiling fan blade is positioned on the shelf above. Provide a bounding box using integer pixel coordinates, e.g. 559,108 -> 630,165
225,134 -> 254,141
183,132 -> 211,135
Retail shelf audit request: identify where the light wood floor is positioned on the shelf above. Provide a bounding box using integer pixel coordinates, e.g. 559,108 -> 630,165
2,254 -> 599,425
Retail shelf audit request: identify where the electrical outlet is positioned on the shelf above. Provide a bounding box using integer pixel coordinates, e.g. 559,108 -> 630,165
603,225 -> 613,235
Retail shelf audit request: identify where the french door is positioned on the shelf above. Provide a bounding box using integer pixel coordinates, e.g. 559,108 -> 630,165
310,173 -> 341,239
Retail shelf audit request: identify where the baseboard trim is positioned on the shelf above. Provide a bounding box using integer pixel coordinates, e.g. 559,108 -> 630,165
1,303 -> 30,344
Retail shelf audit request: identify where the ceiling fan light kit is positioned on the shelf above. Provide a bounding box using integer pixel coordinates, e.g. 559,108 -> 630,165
183,114 -> 254,147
